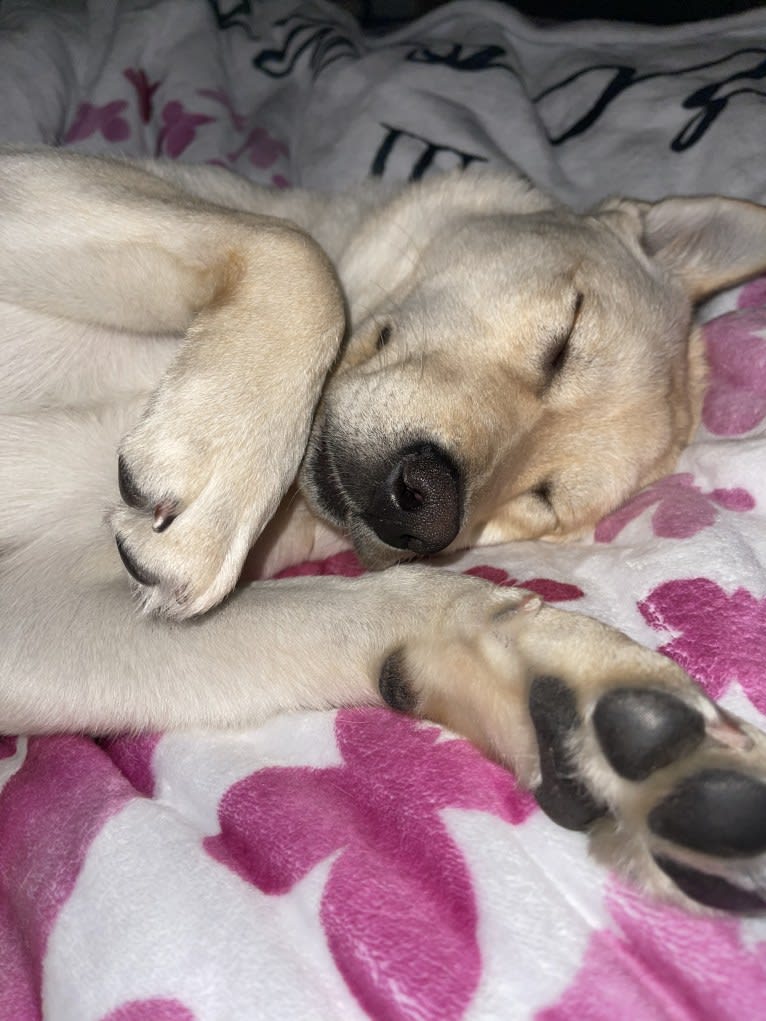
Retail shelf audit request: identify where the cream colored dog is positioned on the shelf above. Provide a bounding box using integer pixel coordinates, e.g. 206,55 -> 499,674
2,146 -> 766,913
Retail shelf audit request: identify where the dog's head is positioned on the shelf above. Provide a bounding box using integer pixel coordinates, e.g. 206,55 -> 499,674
301,171 -> 766,567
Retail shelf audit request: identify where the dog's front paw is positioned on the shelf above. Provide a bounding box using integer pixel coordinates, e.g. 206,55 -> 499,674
110,376 -> 294,618
378,583 -> 766,914
109,475 -> 252,620
528,670 -> 766,915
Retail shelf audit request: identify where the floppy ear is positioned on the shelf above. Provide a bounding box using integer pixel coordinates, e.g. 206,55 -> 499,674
338,168 -> 556,318
605,196 -> 766,301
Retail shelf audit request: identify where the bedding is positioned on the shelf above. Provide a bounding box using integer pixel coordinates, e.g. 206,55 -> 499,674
1,1 -> 766,1018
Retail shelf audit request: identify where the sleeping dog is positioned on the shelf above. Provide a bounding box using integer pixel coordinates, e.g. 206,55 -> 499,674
2,146 -> 766,913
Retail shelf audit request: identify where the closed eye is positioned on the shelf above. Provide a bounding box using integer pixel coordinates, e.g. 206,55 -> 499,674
544,291 -> 583,381
376,324 -> 393,351
531,480 -> 554,510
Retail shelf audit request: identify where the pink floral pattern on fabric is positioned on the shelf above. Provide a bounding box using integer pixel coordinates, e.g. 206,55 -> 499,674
538,879 -> 766,1020
64,101 -> 131,143
205,709 -> 536,1021
276,552 -> 584,601
102,1000 -> 196,1021
275,549 -> 367,579
123,68 -> 161,124
702,280 -> 766,435
62,75 -> 223,161
595,473 -> 755,543
197,88 -> 291,186
0,739 -> 135,1018
155,101 -> 214,159
0,737 -> 17,760
465,565 -> 584,601
60,76 -> 291,178
227,127 -> 289,169
196,88 -> 248,131
737,276 -> 766,310
99,734 -> 162,798
639,577 -> 766,710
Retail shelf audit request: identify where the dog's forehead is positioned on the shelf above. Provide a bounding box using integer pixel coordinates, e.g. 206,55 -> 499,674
433,210 -> 598,263
417,211 -> 641,306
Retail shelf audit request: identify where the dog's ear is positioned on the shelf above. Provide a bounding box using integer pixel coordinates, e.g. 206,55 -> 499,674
601,196 -> 766,301
339,169 -> 555,317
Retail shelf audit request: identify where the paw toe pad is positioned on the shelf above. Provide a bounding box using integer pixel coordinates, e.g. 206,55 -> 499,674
649,769 -> 766,858
529,676 -> 608,831
593,687 -> 705,781
379,650 -> 418,713
653,855 -> 766,914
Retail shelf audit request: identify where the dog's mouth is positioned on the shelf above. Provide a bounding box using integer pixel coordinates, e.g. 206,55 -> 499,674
303,425 -> 349,528
301,422 -> 464,569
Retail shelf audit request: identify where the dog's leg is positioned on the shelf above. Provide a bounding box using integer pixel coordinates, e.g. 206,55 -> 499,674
4,549 -> 765,912
0,150 -> 346,616
2,560 -> 532,735
110,217 -> 344,618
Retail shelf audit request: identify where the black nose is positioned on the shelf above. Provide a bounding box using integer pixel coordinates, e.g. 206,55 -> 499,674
363,443 -> 462,554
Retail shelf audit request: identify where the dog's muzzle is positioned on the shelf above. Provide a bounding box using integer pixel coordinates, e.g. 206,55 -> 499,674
306,434 -> 463,558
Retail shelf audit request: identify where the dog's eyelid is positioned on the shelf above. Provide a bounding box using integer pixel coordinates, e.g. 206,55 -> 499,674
544,290 -> 584,380
531,481 -> 554,510
376,324 -> 393,351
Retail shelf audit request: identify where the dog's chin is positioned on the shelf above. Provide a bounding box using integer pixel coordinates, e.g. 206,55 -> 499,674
302,483 -> 416,570
347,518 -> 419,570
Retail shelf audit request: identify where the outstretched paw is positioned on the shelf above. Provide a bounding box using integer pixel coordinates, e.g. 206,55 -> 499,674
530,667 -> 766,913
597,695 -> 766,913
376,583 -> 766,915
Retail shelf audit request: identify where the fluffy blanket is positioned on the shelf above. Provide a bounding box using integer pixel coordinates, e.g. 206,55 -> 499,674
1,1 -> 765,1018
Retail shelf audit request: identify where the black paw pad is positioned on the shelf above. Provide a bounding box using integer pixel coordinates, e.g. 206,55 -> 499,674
378,650 -> 418,713
118,455 -> 148,509
115,536 -> 158,587
649,769 -> 766,858
593,687 -> 705,781
653,855 -> 766,914
529,676 -> 608,831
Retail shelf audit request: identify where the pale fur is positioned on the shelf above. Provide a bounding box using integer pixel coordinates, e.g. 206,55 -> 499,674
3,147 -> 766,908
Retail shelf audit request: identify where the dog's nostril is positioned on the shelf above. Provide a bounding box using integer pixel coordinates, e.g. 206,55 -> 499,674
394,465 -> 426,512
364,443 -> 462,555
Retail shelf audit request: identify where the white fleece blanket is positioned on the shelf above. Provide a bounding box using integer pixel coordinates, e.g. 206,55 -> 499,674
1,1 -> 766,1018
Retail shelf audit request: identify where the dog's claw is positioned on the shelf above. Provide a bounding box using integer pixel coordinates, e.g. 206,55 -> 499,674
378,649 -> 419,713
115,535 -> 158,587
152,502 -> 177,533
117,454 -> 148,510
111,442 -> 241,617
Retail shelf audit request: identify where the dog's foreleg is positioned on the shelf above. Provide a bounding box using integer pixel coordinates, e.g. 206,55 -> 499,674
110,218 -> 345,618
0,559 -> 515,734
5,554 -> 766,915
0,149 -> 346,616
